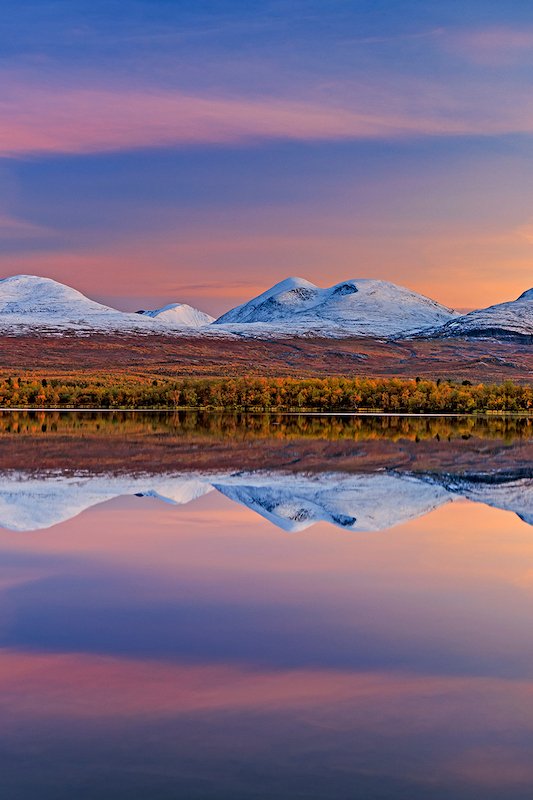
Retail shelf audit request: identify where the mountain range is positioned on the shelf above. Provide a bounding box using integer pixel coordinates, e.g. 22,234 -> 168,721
0,273 -> 531,340
0,469 -> 531,532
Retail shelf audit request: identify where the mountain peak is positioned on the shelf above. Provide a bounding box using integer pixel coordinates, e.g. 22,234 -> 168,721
267,276 -> 317,292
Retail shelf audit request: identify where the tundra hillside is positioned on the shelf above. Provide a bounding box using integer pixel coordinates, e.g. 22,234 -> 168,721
0,334 -> 531,384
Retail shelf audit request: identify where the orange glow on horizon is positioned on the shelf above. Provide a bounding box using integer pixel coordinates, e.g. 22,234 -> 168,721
0,229 -> 530,315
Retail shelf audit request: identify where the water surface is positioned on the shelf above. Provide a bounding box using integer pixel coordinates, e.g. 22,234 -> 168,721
0,412 -> 532,799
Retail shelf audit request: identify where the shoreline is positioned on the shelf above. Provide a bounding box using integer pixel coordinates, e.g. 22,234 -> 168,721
0,407 -> 531,418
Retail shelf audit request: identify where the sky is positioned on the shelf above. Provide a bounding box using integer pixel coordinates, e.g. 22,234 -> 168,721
0,0 -> 532,315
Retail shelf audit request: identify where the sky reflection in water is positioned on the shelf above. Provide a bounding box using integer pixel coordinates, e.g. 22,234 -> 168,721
0,416 -> 532,798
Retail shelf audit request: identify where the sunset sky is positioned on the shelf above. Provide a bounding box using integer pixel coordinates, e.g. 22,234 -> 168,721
1,0 -> 533,314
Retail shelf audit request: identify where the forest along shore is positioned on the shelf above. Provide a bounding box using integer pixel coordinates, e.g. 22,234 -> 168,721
0,375 -> 531,413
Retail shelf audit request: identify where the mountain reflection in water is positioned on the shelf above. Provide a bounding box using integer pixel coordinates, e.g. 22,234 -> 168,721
0,469 -> 531,532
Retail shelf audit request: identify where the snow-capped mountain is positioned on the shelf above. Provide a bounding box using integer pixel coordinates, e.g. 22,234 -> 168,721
0,275 -> 214,333
136,303 -> 214,327
433,288 -> 533,340
0,469 -> 530,533
214,277 -> 459,337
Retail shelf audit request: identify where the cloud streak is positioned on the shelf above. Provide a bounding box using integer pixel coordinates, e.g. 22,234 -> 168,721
0,83 -> 461,157
0,213 -> 51,238
448,26 -> 533,64
2,70 -> 533,158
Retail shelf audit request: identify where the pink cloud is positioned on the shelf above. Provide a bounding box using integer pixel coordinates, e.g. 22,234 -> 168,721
449,26 -> 533,64
2,70 -> 533,158
0,213 -> 51,238
0,84 -> 458,157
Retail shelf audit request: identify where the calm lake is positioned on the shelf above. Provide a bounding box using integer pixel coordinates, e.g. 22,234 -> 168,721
0,411 -> 532,799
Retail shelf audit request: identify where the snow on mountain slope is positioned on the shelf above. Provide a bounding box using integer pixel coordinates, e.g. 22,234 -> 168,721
214,277 -> 459,338
0,275 -> 215,334
434,288 -> 533,340
137,303 -> 214,327
0,469 -> 530,533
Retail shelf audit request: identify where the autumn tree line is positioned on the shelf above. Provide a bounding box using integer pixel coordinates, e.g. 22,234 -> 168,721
0,375 -> 531,413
